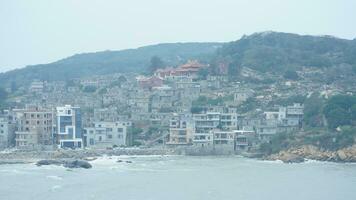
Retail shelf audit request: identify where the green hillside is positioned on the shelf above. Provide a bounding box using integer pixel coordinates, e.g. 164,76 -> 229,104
0,42 -> 221,87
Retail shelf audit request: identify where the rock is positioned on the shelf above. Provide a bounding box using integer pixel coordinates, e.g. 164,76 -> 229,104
125,161 -> 132,163
36,160 -> 62,166
36,159 -> 92,169
0,160 -> 33,165
278,153 -> 305,163
337,150 -> 348,161
83,157 -> 97,161
117,159 -> 123,163
63,160 -> 92,169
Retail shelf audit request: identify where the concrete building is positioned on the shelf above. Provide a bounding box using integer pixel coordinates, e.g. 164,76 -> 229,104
0,116 -> 15,149
192,112 -> 220,147
29,80 -> 44,93
167,114 -> 195,145
14,106 -> 54,149
212,130 -> 235,154
56,105 -> 82,148
84,121 -> 131,148
234,130 -> 256,152
257,103 -> 304,141
94,108 -> 119,122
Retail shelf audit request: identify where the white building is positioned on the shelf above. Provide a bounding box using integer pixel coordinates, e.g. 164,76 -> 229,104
167,114 -> 195,145
29,80 -> 44,93
84,121 -> 131,148
192,112 -> 220,147
56,105 -> 82,148
0,117 -> 15,149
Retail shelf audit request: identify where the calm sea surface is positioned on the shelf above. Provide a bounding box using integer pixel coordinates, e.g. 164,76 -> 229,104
1,156 -> 356,200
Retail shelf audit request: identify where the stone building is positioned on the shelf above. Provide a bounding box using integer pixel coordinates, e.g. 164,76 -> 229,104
14,106 -> 54,149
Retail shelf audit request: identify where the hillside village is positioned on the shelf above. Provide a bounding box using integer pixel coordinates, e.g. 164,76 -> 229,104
1,55 -> 355,157
1,32 -> 356,159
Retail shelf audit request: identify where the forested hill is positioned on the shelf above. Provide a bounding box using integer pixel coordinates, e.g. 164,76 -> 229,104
1,31 -> 356,87
0,42 -> 221,86
216,31 -> 356,73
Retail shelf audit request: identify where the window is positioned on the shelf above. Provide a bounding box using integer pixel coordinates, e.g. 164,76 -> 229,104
108,135 -> 112,139
118,134 -> 122,139
117,128 -> 123,133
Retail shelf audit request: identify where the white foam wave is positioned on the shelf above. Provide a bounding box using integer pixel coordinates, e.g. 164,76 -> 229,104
46,175 -> 63,180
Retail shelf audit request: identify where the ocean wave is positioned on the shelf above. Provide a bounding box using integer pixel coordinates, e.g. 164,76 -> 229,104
46,175 -> 63,180
50,185 -> 62,191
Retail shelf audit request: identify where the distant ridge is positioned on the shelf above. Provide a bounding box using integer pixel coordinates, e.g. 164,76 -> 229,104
1,31 -> 356,87
216,31 -> 356,73
0,42 -> 221,87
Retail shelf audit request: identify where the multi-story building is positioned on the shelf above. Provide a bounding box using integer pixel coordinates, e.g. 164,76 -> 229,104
234,130 -> 257,152
0,116 -> 15,149
55,105 -> 82,148
29,80 -> 44,93
256,103 -> 304,141
14,106 -> 54,149
167,114 -> 195,145
84,121 -> 131,148
212,130 -> 236,154
94,108 -> 119,122
192,112 -> 220,147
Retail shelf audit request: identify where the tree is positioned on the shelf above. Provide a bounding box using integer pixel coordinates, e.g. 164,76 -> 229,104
10,81 -> 18,92
82,85 -> 97,93
283,70 -> 299,80
323,95 -> 356,128
325,108 -> 350,129
303,93 -> 324,127
197,68 -> 209,80
149,56 -> 165,74
352,65 -> 356,74
118,75 -> 127,83
0,87 -> 8,109
351,104 -> 356,121
228,60 -> 241,80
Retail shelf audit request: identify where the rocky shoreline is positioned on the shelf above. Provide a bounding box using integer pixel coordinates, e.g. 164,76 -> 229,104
263,145 -> 356,163
2,145 -> 356,166
0,147 -> 177,166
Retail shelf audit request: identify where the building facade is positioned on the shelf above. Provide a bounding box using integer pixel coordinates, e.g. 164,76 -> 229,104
14,106 -> 54,149
56,105 -> 82,148
0,116 -> 15,149
84,121 -> 131,148
167,114 -> 195,145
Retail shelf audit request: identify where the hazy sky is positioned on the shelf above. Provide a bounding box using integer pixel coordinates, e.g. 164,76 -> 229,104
1,0 -> 355,72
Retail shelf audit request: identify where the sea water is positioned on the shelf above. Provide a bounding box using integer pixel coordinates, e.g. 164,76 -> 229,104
1,156 -> 356,200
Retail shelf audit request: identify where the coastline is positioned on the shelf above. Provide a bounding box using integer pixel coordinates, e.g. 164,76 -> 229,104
0,147 -> 178,165
2,145 -> 356,165
262,145 -> 356,163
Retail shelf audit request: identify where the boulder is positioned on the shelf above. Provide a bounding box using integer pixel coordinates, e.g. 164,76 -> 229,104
337,150 -> 348,161
36,160 -> 62,166
279,153 -> 305,163
36,159 -> 92,169
64,160 -> 92,169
